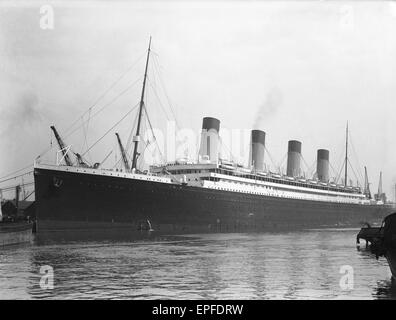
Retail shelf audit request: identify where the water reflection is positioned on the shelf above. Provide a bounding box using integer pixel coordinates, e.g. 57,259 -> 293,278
0,229 -> 395,299
373,280 -> 396,299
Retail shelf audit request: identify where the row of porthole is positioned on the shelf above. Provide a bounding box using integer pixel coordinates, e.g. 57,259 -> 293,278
69,167 -> 169,183
214,186 -> 269,195
84,182 -> 128,189
218,174 -> 358,195
221,180 -> 351,199
217,169 -> 354,194
212,185 -> 360,203
84,183 -> 168,195
217,180 -> 274,191
223,182 -> 358,203
218,181 -> 361,201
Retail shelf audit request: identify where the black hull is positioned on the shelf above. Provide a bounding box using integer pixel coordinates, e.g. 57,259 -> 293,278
34,167 -> 393,236
386,250 -> 396,281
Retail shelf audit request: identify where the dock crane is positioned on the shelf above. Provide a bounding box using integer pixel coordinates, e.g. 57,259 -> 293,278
363,166 -> 372,199
375,171 -> 387,203
74,152 -> 89,168
115,133 -> 130,172
51,125 -> 90,167
50,126 -> 74,166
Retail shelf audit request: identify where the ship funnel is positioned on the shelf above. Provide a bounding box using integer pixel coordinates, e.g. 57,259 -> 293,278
286,140 -> 302,177
250,130 -> 265,172
316,149 -> 329,182
199,117 -> 220,163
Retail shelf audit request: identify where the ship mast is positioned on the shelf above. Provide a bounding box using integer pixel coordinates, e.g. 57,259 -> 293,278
132,37 -> 152,171
344,121 -> 348,187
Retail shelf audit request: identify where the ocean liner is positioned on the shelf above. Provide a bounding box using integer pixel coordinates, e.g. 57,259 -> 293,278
33,39 -> 393,235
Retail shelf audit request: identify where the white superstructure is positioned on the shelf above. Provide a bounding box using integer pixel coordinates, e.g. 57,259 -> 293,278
150,160 -> 373,205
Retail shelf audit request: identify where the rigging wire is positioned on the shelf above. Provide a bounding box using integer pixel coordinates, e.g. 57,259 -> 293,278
82,108 -> 93,163
23,189 -> 35,200
63,77 -> 143,142
137,140 -> 150,169
264,147 -> 279,173
219,136 -> 238,164
0,54 -> 147,186
306,159 -> 317,178
23,191 -> 34,200
348,131 -> 365,183
135,116 -> 155,169
99,150 -> 114,168
278,152 -> 288,173
0,182 -> 35,192
300,155 -> 313,178
143,104 -> 166,164
336,158 -> 346,184
147,78 -> 172,121
347,159 -> 361,187
26,75 -> 143,168
124,82 -> 151,168
329,162 -> 339,182
333,141 -> 348,184
0,172 -> 33,185
125,108 -> 140,156
81,102 -> 140,157
38,77 -> 143,165
1,45 -> 176,182
151,54 -> 181,130
62,52 -> 146,136
0,165 -> 34,182
111,156 -> 124,170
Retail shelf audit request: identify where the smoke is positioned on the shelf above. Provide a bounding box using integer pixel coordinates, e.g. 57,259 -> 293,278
0,72 -> 48,174
253,87 -> 283,129
0,87 -> 42,138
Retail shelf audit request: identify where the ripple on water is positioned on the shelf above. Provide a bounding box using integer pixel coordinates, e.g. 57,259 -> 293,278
0,229 -> 394,299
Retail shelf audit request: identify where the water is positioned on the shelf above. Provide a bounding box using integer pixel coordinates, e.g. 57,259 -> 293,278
1,229 -> 395,300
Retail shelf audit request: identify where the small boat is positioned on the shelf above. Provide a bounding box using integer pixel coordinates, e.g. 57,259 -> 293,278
220,159 -> 234,166
219,164 -> 235,170
357,213 -> 396,281
235,167 -> 251,174
257,172 -> 268,177
0,221 -> 34,246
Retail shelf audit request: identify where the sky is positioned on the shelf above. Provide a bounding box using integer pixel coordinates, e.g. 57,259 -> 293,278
0,0 -> 396,198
